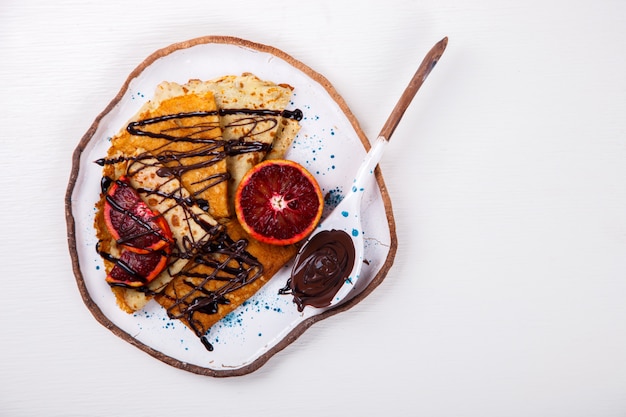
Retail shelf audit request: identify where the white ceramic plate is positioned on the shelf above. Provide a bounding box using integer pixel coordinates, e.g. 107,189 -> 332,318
66,36 -> 397,376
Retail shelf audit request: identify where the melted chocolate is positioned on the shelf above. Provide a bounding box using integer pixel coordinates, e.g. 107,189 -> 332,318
280,229 -> 355,311
161,232 -> 263,345
96,106 -> 305,350
125,108 -> 301,156
96,108 -> 302,169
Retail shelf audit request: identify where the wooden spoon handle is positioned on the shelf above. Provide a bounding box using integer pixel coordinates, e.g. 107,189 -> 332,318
378,37 -> 448,141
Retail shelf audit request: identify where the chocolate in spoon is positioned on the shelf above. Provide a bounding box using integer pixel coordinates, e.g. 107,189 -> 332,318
282,37 -> 448,310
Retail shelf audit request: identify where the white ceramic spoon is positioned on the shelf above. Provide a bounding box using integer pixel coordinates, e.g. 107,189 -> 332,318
286,37 -> 448,310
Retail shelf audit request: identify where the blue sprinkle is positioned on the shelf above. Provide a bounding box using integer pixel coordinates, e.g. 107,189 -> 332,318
330,154 -> 335,158
352,229 -> 359,237
341,211 -> 349,217
258,333 -> 262,337
323,188 -> 344,212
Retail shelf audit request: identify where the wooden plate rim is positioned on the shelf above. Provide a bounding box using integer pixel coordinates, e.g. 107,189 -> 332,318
64,35 -> 398,377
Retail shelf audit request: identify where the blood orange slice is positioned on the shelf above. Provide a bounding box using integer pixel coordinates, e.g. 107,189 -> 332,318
235,159 -> 324,246
105,249 -> 168,288
103,176 -> 172,253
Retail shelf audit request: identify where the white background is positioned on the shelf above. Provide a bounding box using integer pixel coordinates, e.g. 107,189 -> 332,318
2,0 -> 625,416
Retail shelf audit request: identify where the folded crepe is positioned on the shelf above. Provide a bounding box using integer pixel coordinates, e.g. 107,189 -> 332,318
163,73 -> 301,208
95,74 -> 300,337
155,219 -> 296,346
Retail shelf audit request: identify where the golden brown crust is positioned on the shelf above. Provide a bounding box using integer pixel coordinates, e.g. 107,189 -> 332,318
155,220 -> 297,336
109,91 -> 229,219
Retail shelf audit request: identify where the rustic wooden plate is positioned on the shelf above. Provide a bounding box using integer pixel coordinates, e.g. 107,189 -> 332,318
65,36 -> 397,377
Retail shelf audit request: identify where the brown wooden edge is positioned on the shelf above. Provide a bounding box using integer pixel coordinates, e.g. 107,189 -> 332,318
64,35 -> 398,377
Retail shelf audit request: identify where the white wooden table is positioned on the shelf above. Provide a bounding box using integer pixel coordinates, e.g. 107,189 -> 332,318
2,0 -> 625,415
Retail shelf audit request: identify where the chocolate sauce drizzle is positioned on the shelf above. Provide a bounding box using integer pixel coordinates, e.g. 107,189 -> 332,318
124,108 -> 302,154
162,232 -> 263,351
97,107 -> 302,350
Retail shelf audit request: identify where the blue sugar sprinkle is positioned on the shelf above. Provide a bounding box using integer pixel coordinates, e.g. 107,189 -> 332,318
323,187 -> 344,210
341,211 -> 349,217
352,229 -> 359,237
